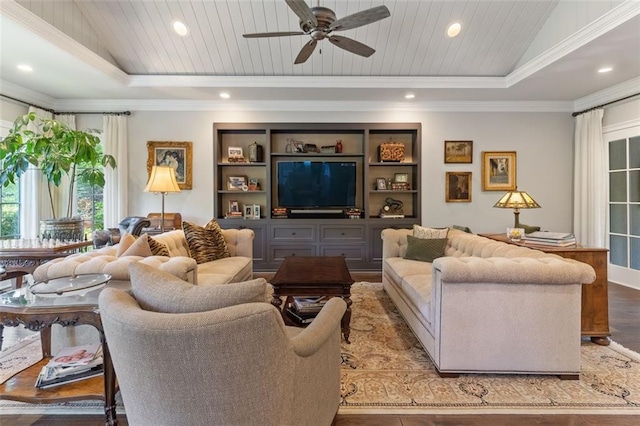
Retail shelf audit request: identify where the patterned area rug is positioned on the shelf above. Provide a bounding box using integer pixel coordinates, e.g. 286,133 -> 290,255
1,282 -> 639,416
0,334 -> 42,384
339,282 -> 640,414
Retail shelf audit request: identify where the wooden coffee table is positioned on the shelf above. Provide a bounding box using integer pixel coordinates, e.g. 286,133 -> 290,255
271,256 -> 354,343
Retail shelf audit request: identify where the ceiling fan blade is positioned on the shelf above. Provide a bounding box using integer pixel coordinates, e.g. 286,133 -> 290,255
329,5 -> 390,31
243,31 -> 305,38
285,0 -> 318,27
328,35 -> 375,58
294,39 -> 317,64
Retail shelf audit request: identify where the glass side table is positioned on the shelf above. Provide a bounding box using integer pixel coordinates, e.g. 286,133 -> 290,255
0,274 -> 119,425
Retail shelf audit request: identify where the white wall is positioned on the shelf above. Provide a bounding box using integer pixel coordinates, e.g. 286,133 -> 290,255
125,109 -> 574,234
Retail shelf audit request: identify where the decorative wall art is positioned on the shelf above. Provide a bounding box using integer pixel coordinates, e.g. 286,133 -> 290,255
445,172 -> 472,202
147,141 -> 193,190
482,151 -> 517,191
444,140 -> 473,163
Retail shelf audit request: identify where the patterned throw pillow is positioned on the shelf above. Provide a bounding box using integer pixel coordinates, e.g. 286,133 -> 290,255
413,224 -> 449,239
148,235 -> 171,256
404,235 -> 448,263
182,219 -> 230,264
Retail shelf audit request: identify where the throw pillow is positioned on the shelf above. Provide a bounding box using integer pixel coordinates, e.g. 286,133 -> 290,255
413,224 -> 449,239
120,234 -> 154,257
129,262 -> 267,313
116,233 -> 137,256
182,219 -> 230,264
148,235 -> 171,256
404,235 -> 448,263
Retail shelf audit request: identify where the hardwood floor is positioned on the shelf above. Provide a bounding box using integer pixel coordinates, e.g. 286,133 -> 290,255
2,280 -> 638,426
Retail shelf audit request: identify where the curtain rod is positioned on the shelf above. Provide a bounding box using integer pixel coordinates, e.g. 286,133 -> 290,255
1,94 -> 130,116
572,92 -> 640,117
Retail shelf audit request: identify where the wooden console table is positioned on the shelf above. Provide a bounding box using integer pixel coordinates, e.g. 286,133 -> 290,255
479,233 -> 610,345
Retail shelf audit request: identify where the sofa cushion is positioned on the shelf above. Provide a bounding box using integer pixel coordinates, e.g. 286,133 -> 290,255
120,234 -> 153,257
183,219 -> 230,264
404,236 -> 448,262
401,274 -> 434,331
413,224 -> 448,239
384,257 -> 431,285
196,256 -> 253,285
147,235 -> 171,256
129,262 -> 266,313
116,233 -> 137,256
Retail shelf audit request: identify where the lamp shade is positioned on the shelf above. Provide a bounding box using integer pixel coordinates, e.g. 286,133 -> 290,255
493,189 -> 540,210
144,166 -> 181,193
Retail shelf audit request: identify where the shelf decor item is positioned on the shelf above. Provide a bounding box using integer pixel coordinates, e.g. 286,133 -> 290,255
482,151 -> 516,191
378,139 -> 405,162
507,227 -> 525,242
444,140 -> 473,163
376,177 -> 387,190
493,187 -> 541,228
228,146 -> 245,163
248,142 -> 264,162
228,176 -> 247,191
147,141 -> 192,190
445,171 -> 472,202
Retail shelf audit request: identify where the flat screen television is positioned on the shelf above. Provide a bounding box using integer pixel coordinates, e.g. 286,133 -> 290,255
277,161 -> 357,209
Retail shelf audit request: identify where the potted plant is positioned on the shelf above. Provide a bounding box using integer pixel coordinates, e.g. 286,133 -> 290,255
0,112 -> 116,240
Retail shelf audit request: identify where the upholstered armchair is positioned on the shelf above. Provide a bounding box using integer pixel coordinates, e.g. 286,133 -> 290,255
92,216 -> 151,248
98,263 -> 346,426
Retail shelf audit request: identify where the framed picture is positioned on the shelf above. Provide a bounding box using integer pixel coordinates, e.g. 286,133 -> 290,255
376,178 -> 387,190
482,151 -> 517,191
444,140 -> 473,164
228,176 -> 247,191
292,141 -> 305,153
252,204 -> 261,219
243,204 -> 253,219
445,172 -> 472,202
147,141 -> 193,190
394,173 -> 409,183
228,200 -> 239,213
228,146 -> 244,161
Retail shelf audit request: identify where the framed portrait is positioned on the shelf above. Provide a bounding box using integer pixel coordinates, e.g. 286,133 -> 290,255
228,200 -> 239,213
228,176 -> 247,191
252,204 -> 261,219
243,204 -> 253,219
394,173 -> 409,183
446,172 -> 472,202
444,140 -> 473,164
292,141 -> 305,153
482,151 -> 517,191
147,141 -> 193,190
376,178 -> 387,190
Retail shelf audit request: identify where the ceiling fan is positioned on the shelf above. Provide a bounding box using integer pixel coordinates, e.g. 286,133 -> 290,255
243,0 -> 391,64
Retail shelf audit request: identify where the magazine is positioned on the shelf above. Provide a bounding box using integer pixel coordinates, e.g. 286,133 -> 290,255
47,343 -> 102,367
35,343 -> 104,389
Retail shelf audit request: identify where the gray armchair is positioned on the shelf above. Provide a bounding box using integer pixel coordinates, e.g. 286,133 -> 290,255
99,288 -> 346,426
92,216 -> 151,248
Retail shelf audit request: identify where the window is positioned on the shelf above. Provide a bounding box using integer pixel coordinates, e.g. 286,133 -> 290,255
76,142 -> 106,238
0,119 -> 20,239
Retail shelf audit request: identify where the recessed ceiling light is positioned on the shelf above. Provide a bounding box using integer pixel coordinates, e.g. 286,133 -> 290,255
447,22 -> 461,38
219,92 -> 230,99
405,93 -> 415,99
17,64 -> 33,72
172,20 -> 189,36
598,67 -> 613,73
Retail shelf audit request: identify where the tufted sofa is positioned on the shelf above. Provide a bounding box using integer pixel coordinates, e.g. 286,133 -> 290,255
381,228 -> 596,378
33,229 -> 254,286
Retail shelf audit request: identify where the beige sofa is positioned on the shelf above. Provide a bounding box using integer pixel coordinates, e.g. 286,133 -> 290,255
381,228 -> 596,378
33,229 -> 254,286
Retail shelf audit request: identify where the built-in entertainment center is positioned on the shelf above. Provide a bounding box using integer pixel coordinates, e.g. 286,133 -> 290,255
213,122 -> 421,271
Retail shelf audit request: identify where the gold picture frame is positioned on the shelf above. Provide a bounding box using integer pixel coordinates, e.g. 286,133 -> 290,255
444,140 -> 473,163
481,151 -> 516,191
147,141 -> 193,190
445,172 -> 472,202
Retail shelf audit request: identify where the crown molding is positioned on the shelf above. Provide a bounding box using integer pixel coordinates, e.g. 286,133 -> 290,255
0,79 -> 56,109
53,98 -> 572,113
506,1 -> 640,87
127,75 -> 506,89
0,0 -> 129,85
603,118 -> 640,134
573,77 -> 640,112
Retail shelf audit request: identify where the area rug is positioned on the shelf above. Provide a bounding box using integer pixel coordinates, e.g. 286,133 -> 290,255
339,282 -> 640,414
1,282 -> 639,417
0,334 -> 42,384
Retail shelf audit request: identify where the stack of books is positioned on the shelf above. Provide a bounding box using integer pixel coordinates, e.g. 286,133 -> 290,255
225,211 -> 243,219
522,231 -> 577,247
286,296 -> 327,325
35,343 -> 104,389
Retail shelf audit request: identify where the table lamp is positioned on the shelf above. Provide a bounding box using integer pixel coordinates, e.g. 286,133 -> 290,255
493,188 -> 540,228
144,166 -> 181,233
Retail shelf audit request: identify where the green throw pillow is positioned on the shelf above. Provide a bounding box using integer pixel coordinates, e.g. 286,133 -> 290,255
404,235 -> 448,262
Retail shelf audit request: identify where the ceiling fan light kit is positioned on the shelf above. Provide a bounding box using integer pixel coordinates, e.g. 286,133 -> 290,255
243,0 -> 390,64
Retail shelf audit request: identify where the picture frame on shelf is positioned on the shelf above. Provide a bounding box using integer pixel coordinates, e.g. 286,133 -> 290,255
146,141 -> 193,190
252,204 -> 261,219
243,205 -> 253,219
446,172 -> 472,202
376,177 -> 387,190
444,140 -> 473,164
481,151 -> 517,191
228,176 -> 247,191
228,200 -> 239,213
292,141 -> 305,153
394,173 -> 409,183
228,146 -> 245,163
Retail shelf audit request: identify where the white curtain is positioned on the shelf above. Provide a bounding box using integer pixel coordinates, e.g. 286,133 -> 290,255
20,107 -> 53,239
103,114 -> 128,228
54,113 -> 76,219
573,109 -> 606,247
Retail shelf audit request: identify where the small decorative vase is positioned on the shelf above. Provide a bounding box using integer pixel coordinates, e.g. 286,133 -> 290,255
335,140 -> 343,153
507,227 -> 525,242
